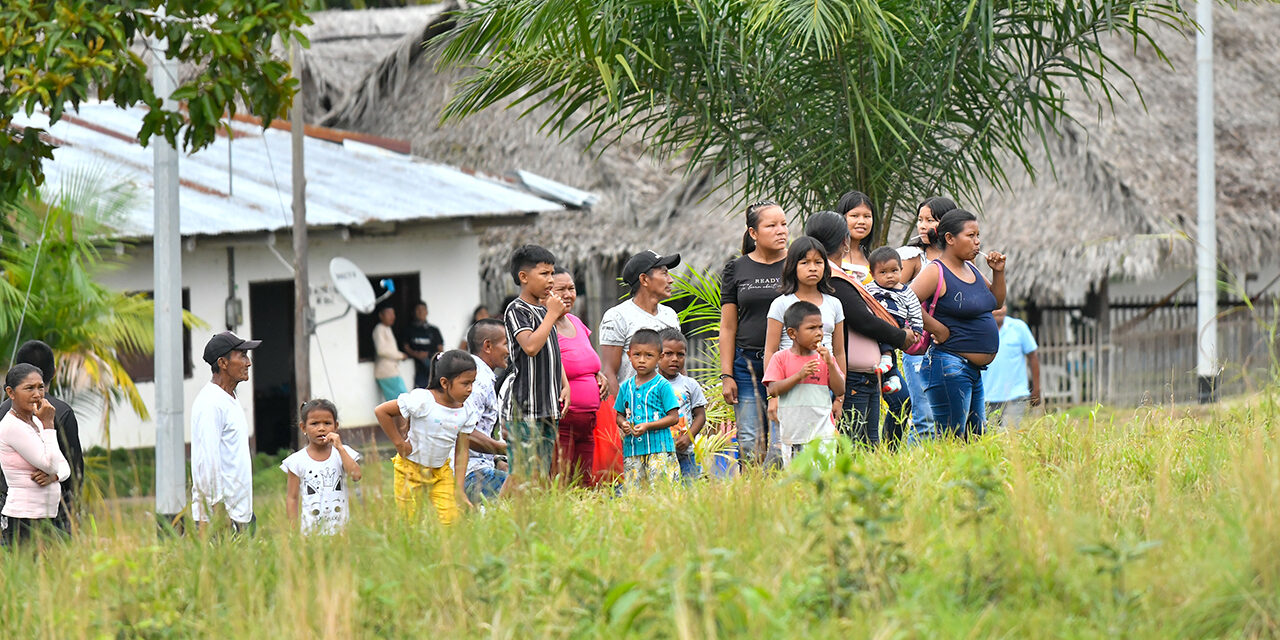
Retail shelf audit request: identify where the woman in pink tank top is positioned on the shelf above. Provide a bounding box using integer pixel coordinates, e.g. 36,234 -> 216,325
550,268 -> 606,486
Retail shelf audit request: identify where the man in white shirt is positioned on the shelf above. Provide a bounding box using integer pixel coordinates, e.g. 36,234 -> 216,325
599,250 -> 682,395
191,331 -> 261,533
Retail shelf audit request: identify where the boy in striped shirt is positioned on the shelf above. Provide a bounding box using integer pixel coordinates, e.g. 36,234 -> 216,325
500,245 -> 571,491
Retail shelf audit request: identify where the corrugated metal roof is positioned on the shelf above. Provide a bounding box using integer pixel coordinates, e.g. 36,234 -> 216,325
13,103 -> 564,239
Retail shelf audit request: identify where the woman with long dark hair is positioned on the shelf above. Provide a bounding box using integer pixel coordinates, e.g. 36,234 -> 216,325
803,211 -> 916,446
836,191 -> 877,282
909,209 -> 1006,438
896,196 -> 956,437
718,200 -> 788,466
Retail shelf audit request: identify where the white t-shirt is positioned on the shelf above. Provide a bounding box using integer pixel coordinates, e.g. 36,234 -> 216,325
667,374 -> 708,424
399,388 -> 477,468
766,293 -> 845,352
598,300 -> 680,382
463,355 -> 501,475
280,445 -> 361,536
190,382 -> 253,523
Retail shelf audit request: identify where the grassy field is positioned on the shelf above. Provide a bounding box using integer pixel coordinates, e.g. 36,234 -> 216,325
4,393 -> 1280,638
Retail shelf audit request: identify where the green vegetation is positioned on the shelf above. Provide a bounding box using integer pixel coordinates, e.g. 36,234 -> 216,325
1,170 -> 203,436
4,397 -> 1280,637
1,0 -> 308,204
437,0 -> 1193,242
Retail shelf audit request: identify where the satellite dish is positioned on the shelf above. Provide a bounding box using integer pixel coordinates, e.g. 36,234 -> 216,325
329,257 -> 378,314
313,258 -> 396,334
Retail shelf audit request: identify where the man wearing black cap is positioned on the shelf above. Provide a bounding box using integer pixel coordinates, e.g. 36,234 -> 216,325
191,331 -> 261,532
599,251 -> 682,396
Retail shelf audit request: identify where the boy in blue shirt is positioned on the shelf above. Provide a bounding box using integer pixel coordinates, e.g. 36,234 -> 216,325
614,329 -> 680,488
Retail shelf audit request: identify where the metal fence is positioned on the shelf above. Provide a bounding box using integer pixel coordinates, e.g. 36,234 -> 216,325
1030,299 -> 1279,408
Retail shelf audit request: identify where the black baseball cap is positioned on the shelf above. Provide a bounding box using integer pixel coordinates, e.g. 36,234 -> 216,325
622,250 -> 681,286
202,331 -> 262,365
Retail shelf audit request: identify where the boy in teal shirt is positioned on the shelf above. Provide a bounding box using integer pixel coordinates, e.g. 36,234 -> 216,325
614,329 -> 680,488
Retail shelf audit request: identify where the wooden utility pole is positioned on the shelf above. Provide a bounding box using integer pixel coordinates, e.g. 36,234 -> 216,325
291,40 -> 312,439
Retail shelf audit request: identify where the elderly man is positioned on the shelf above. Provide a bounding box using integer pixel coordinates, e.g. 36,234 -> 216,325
191,331 -> 261,533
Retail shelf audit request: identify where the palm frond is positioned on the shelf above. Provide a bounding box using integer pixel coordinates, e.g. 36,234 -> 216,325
436,0 -> 1191,240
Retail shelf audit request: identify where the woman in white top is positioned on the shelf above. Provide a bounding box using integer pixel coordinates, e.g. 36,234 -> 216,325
897,197 -> 956,283
0,363 -> 71,545
599,250 -> 682,396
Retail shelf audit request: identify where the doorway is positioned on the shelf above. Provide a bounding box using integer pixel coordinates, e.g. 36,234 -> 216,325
249,280 -> 296,455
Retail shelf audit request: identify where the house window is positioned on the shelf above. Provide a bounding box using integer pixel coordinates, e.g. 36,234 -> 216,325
356,273 -> 423,363
119,289 -> 194,382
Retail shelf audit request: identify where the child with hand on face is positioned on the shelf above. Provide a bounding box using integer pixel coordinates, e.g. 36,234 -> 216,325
762,301 -> 845,466
614,329 -> 681,488
281,399 -> 362,536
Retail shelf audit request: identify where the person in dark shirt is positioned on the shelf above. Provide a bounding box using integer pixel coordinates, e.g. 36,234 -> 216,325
719,200 -> 788,467
0,340 -> 84,534
403,300 -> 446,389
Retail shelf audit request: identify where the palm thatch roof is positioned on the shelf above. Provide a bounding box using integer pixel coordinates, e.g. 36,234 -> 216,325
306,3 -> 1280,308
970,2 -> 1280,304
297,5 -> 452,117
312,2 -> 743,303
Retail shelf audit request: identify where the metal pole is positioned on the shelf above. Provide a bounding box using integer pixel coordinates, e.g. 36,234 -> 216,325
152,35 -> 186,529
1195,0 -> 1219,403
291,40 -> 312,432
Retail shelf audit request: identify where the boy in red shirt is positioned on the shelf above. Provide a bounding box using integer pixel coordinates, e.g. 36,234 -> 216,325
763,301 -> 845,465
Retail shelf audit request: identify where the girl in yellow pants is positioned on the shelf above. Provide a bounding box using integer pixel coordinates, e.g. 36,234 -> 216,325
376,350 -> 478,524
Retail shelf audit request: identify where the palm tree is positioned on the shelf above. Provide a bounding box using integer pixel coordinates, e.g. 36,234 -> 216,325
436,0 -> 1190,243
0,168 -> 202,444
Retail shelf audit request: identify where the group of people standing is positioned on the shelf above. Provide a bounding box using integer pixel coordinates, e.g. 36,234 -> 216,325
720,193 -> 1024,462
0,191 -> 1042,543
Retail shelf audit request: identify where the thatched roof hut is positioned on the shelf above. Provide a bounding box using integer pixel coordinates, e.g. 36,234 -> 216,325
973,2 -> 1280,304
310,3 -> 742,327
305,3 -> 1279,312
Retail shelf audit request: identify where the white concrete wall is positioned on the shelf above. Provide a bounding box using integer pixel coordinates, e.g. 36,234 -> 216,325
81,224 -> 481,450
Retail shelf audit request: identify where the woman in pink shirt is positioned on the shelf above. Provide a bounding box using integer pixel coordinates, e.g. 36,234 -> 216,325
1,363 -> 71,545
550,268 -> 607,486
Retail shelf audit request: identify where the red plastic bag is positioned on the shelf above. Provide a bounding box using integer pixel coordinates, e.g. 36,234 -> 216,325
592,395 -> 623,485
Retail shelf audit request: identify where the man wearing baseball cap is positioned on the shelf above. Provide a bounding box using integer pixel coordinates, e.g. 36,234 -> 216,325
598,250 -> 683,396
191,331 -> 261,533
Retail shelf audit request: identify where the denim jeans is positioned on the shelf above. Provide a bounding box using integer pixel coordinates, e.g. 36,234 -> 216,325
881,361 -> 911,448
464,467 -> 508,504
901,353 -> 934,440
676,450 -> 700,480
733,348 -> 769,466
922,348 -> 986,439
842,370 -> 881,446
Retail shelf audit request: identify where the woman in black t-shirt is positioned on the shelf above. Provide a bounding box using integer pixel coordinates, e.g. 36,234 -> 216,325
718,200 -> 788,467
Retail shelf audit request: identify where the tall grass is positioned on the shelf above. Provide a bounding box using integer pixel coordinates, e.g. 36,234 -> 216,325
3,398 -> 1280,637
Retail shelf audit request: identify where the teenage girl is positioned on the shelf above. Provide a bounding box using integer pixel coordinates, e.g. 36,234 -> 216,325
375,350 -> 477,524
281,399 -> 362,535
763,236 -> 847,425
